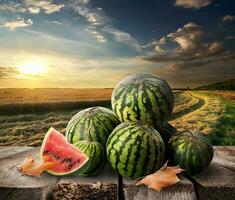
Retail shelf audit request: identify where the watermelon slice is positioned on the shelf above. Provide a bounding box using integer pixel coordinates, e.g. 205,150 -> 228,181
19,128 -> 89,176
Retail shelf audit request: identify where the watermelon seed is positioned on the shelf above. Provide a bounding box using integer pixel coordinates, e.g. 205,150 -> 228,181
68,164 -> 73,170
43,150 -> 49,155
77,159 -> 80,163
66,158 -> 72,163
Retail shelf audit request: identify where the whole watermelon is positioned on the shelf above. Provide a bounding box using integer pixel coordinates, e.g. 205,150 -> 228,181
168,131 -> 214,175
157,122 -> 177,145
111,73 -> 174,127
66,107 -> 120,147
75,141 -> 106,176
106,121 -> 165,179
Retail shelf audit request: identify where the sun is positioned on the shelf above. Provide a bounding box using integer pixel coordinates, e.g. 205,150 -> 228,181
18,61 -> 47,75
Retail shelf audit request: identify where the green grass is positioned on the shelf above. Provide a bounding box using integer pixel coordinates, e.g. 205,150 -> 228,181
208,99 -> 235,145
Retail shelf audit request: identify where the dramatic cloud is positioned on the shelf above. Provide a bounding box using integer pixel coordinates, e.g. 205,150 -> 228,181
223,15 -> 235,23
144,22 -> 224,63
175,0 -> 212,9
0,66 -> 18,79
0,16 -> 33,30
0,0 -> 64,14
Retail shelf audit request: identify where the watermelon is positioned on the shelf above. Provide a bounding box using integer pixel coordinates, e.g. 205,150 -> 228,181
168,130 -> 214,175
157,122 -> 177,145
106,121 -> 165,179
111,73 -> 174,127
40,128 -> 89,176
66,107 -> 120,147
75,141 -> 106,176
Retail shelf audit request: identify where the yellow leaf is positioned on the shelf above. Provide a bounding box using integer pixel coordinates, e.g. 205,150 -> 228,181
19,154 -> 54,177
136,162 -> 184,192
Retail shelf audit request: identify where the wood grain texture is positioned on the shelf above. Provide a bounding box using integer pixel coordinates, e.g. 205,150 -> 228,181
123,176 -> 196,200
213,146 -> 235,172
0,147 -> 59,200
52,164 -> 118,200
0,146 -> 33,159
191,162 -> 235,200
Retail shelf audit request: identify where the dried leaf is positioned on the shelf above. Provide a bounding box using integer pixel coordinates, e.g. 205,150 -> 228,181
19,154 -> 54,177
136,162 -> 184,192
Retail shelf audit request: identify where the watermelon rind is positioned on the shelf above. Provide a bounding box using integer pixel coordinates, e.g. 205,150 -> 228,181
75,141 -> 106,176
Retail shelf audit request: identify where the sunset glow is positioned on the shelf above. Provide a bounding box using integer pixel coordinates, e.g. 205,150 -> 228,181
18,61 -> 47,76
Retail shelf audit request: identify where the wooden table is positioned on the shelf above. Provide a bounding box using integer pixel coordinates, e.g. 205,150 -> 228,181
0,146 -> 234,200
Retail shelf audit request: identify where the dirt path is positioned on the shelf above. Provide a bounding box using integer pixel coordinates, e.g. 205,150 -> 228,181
170,91 -> 205,120
170,91 -> 224,134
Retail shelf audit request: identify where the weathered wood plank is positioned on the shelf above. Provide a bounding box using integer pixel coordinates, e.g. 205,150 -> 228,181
123,175 -> 196,200
0,147 -> 59,200
190,162 -> 235,200
0,146 -> 33,159
213,146 -> 235,172
214,146 -> 235,162
52,164 -> 118,200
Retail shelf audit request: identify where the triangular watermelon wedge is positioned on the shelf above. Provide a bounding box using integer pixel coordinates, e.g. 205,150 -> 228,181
19,128 -> 89,176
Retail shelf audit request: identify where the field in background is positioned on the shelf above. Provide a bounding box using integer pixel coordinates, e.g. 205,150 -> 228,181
0,88 -> 112,103
0,88 -> 234,146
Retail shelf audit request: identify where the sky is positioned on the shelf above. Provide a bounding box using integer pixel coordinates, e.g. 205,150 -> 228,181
0,0 -> 234,88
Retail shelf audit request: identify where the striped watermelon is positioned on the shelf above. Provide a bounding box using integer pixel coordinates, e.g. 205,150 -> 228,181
111,73 -> 174,127
106,122 -> 165,179
168,131 -> 214,175
66,107 -> 120,147
75,141 -> 106,176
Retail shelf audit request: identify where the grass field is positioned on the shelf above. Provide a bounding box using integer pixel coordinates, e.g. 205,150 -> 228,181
0,88 -> 234,146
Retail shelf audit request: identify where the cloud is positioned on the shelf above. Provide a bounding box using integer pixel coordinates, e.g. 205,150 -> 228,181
0,66 -> 18,79
175,0 -> 212,9
223,15 -> 235,23
25,0 -> 64,14
144,22 -> 224,63
46,20 -> 63,25
102,26 -> 141,51
71,0 -> 141,50
0,0 -> 64,14
0,1 -> 26,13
88,30 -> 106,43
0,16 -> 33,30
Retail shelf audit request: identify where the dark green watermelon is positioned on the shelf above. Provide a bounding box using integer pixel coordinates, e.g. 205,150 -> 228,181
106,121 -> 165,179
111,73 -> 174,127
157,122 -> 177,145
168,130 -> 214,175
75,141 -> 106,176
66,107 -> 120,147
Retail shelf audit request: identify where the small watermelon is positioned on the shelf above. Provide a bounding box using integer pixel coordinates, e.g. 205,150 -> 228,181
106,122 -> 165,179
75,141 -> 106,176
66,107 -> 120,147
111,73 -> 174,127
168,130 -> 214,175
157,122 -> 177,145
40,128 -> 89,176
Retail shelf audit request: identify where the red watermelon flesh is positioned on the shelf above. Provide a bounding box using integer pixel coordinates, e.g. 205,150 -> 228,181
19,128 -> 89,177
